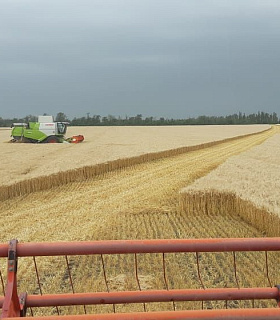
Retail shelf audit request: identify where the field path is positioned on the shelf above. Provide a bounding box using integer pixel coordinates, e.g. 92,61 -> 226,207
0,126 -> 278,243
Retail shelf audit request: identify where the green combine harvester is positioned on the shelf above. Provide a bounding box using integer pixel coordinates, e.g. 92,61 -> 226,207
11,115 -> 84,143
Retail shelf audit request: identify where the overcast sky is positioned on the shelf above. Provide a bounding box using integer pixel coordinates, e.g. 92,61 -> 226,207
1,0 -> 280,119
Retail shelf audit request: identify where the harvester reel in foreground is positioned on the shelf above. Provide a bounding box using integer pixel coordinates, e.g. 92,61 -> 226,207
1,238 -> 280,319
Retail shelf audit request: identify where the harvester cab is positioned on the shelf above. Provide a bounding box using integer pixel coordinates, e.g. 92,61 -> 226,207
11,115 -> 84,143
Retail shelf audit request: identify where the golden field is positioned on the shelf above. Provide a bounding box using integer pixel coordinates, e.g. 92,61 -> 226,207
180,131 -> 280,237
0,124 -> 270,186
0,125 -> 279,315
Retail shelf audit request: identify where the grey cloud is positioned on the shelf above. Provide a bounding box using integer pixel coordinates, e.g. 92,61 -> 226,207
1,0 -> 280,118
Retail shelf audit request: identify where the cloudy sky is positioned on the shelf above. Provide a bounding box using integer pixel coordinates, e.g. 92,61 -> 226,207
1,0 -> 280,119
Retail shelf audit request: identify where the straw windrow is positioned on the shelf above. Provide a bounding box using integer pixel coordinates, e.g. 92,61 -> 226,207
179,190 -> 280,237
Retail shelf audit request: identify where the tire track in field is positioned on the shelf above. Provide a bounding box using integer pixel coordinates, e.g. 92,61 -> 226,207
0,126 -> 277,243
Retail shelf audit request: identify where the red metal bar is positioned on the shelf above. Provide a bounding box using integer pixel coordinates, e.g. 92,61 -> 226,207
0,244 -> 8,258
1,238 -> 280,257
8,308 -> 280,319
0,238 -> 279,257
1,238 -> 280,318
1,287 -> 277,309
19,287 -> 280,307
1,240 -> 21,318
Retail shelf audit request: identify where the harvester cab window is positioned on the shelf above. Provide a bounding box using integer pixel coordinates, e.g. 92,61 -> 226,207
57,122 -> 67,134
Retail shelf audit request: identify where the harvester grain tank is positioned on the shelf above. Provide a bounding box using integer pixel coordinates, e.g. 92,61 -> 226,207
11,115 -> 84,143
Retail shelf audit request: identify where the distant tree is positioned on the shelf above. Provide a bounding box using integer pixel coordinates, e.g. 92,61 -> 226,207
24,114 -> 37,123
55,112 -> 68,122
135,114 -> 143,124
272,112 -> 278,124
63,111 -> 279,126
102,116 -> 108,125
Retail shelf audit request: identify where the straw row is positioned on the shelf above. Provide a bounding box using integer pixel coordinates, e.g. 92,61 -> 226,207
179,190 -> 280,237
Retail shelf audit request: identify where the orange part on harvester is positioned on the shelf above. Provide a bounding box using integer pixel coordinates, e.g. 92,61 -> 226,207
70,135 -> 84,143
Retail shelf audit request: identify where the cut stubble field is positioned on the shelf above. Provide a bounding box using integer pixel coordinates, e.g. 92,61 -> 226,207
0,125 -> 279,314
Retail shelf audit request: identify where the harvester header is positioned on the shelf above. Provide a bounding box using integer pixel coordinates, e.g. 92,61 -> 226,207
1,238 -> 280,318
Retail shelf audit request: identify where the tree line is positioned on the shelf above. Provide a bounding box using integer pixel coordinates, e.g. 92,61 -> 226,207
0,111 -> 278,127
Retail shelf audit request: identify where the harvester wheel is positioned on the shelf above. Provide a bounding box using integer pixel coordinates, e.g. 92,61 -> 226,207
45,136 -> 59,143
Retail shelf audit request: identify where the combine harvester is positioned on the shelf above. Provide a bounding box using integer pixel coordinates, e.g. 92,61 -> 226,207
1,238 -> 280,319
10,116 -> 84,144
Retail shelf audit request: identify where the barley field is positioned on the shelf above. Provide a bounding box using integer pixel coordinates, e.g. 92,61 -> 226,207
0,125 -> 279,315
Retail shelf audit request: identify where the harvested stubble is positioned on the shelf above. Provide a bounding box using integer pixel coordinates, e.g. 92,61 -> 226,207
0,126 -> 279,315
